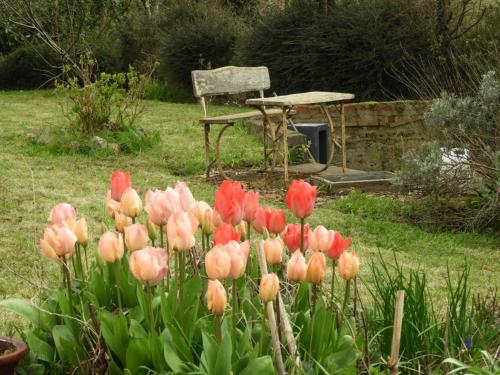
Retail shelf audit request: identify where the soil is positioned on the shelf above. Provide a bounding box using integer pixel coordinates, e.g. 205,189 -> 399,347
0,342 -> 15,356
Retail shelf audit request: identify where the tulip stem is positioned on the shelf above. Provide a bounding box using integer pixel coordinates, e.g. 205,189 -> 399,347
215,314 -> 222,344
311,283 -> 318,316
342,280 -> 351,314
146,285 -> 155,334
113,261 -> 123,311
62,258 -> 73,315
159,225 -> 164,248
247,221 -> 251,242
232,279 -> 238,344
202,232 -> 206,253
260,303 -> 267,355
331,260 -> 337,310
83,244 -> 89,271
179,252 -> 185,321
300,218 -> 305,253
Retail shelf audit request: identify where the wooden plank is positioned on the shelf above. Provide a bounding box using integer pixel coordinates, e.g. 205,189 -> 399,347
192,66 -> 271,97
246,91 -> 354,107
199,109 -> 282,124
389,291 -> 405,375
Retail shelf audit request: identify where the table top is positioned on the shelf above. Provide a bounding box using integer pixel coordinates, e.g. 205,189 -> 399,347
246,91 -> 354,107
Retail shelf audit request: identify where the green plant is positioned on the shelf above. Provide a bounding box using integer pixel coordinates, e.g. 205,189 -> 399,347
444,350 -> 500,375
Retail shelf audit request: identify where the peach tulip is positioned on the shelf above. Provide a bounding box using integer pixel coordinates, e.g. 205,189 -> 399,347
242,190 -> 260,222
175,181 -> 196,212
236,221 -> 248,241
98,231 -> 124,263
166,212 -> 195,251
327,232 -> 352,260
283,223 -> 309,252
214,180 -> 245,226
129,246 -> 168,285
264,237 -> 283,265
49,203 -> 76,226
309,225 -> 335,252
191,201 -> 213,232
72,218 -> 88,245
287,251 -> 307,282
146,218 -> 157,242
124,224 -> 149,252
338,252 -> 360,281
223,240 -> 249,279
306,251 -> 326,284
212,210 -> 224,228
115,212 -> 132,232
259,273 -> 280,303
286,180 -> 317,219
207,279 -> 227,314
213,223 -> 241,245
120,188 -> 143,218
205,245 -> 231,280
105,191 -> 121,218
40,224 -> 77,260
110,169 -> 131,201
145,188 -> 181,226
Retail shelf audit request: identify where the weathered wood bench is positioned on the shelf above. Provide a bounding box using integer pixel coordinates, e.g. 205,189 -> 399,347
191,66 -> 282,180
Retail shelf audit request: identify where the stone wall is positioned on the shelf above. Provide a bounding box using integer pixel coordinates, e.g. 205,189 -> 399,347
290,100 -> 430,171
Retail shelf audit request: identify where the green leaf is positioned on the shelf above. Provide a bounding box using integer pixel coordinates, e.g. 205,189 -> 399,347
52,325 -> 86,366
129,319 -> 147,338
100,310 -> 129,366
201,332 -> 218,374
125,338 -> 150,374
215,325 -> 232,375
239,356 -> 275,375
25,331 -> 54,363
162,328 -> 188,373
0,298 -> 54,330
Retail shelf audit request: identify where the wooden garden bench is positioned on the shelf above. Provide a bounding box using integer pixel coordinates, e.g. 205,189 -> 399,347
191,66 -> 282,180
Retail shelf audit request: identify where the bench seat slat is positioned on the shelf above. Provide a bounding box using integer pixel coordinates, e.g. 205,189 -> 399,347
199,108 -> 282,124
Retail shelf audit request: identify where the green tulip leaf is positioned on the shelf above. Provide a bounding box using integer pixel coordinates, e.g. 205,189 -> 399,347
25,331 -> 55,363
0,298 -> 54,331
52,324 -> 86,366
239,356 -> 275,375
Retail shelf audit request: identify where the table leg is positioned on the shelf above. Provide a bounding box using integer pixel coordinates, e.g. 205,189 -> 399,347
341,103 -> 346,174
263,113 -> 268,171
282,108 -> 289,182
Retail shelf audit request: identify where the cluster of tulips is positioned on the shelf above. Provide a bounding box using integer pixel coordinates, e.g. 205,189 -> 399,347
39,169 -> 360,366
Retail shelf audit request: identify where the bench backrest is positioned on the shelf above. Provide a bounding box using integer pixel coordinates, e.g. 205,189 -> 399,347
191,66 -> 270,117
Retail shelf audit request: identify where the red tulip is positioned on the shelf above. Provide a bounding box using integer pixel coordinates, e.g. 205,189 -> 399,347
327,232 -> 352,260
110,169 -> 131,201
242,190 -> 260,222
214,181 -> 245,226
283,223 -> 309,252
252,207 -> 286,234
286,180 -> 317,219
252,206 -> 267,234
129,246 -> 168,285
213,223 -> 241,245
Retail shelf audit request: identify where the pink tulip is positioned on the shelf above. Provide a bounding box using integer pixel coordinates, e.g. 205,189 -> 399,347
115,212 -> 132,233
124,224 -> 149,252
205,245 -> 231,280
129,246 -> 168,285
286,180 -> 317,219
263,237 -> 283,265
207,279 -> 227,314
110,169 -> 131,201
145,188 -> 181,226
223,240 -> 249,279
191,201 -> 211,229
72,218 -> 88,245
283,223 -> 309,252
213,223 -> 241,245
214,181 -> 245,226
98,231 -> 124,263
338,252 -> 360,281
187,212 -> 199,235
306,251 -> 327,284
327,232 -> 352,260
40,224 -> 77,260
259,273 -> 280,303
309,225 -> 335,252
242,190 -> 260,222
175,181 -> 196,212
166,212 -> 195,251
287,251 -> 307,282
120,188 -> 143,218
49,203 -> 77,226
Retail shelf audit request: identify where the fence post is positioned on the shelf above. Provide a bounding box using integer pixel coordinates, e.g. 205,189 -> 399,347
388,290 -> 405,375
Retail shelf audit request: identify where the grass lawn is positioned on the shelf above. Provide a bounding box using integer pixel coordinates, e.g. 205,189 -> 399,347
0,90 -> 499,335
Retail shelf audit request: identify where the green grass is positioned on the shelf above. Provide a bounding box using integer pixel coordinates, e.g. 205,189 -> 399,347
0,90 -> 499,335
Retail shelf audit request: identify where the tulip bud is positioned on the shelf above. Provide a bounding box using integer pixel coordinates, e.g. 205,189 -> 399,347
237,221 -> 249,241
207,279 -> 227,314
40,224 -> 77,260
124,224 -> 149,252
214,181 -> 245,226
263,237 -> 283,265
145,188 -> 181,226
338,252 -> 360,281
267,209 -> 286,234
106,191 -> 121,218
167,212 -> 195,251
283,223 -> 310,252
242,190 -> 260,222
115,212 -> 132,232
327,231 -> 352,260
146,218 -> 157,242
306,252 -> 326,284
175,181 -> 196,212
286,179 -> 317,219
213,223 -> 241,246
259,273 -> 280,303
72,218 -> 88,245
120,188 -> 143,218
309,225 -> 335,252
205,245 -> 231,280
110,169 -> 131,201
49,203 -> 77,226
129,246 -> 168,285
223,240 -> 249,279
98,231 -> 124,263
287,251 -> 307,282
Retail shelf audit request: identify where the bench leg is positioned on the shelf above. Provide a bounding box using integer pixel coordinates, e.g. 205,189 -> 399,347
204,124 -> 211,180
282,108 -> 289,182
214,124 -> 232,181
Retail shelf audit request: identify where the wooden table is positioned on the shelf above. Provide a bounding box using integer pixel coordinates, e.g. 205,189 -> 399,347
246,91 -> 354,181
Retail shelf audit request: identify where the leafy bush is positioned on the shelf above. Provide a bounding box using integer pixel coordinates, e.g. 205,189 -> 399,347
143,79 -> 194,103
157,0 -> 240,91
394,71 -> 500,231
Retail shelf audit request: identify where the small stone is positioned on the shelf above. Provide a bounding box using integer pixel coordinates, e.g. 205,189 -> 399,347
108,143 -> 120,154
90,136 -> 107,149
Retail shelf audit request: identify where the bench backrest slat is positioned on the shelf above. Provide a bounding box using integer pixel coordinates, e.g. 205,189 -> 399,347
192,66 -> 270,98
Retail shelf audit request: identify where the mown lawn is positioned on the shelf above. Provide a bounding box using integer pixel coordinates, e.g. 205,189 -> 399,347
0,90 -> 499,335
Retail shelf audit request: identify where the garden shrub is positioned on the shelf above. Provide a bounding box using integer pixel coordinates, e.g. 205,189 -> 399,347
394,71 -> 500,231
157,0 -> 240,92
